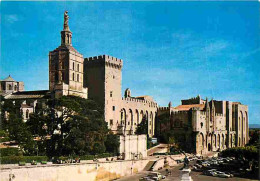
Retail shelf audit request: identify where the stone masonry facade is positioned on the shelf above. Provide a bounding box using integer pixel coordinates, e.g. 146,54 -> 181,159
1,12 -> 249,154
157,95 -> 249,154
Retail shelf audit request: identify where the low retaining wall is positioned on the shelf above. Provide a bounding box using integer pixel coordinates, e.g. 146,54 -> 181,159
0,159 -> 149,181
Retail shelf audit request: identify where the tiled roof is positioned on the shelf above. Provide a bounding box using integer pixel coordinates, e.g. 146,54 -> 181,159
4,90 -> 50,100
175,104 -> 205,111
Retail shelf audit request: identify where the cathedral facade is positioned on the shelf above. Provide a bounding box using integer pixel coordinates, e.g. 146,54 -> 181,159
1,12 -> 249,154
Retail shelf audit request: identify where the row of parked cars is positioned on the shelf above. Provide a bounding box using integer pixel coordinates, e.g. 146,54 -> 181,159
192,157 -> 240,178
203,169 -> 234,178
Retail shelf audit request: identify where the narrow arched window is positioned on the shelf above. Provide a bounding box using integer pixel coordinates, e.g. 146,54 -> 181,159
26,109 -> 29,119
8,84 -> 12,90
73,62 -> 75,70
14,85 -> 17,91
72,73 -> 75,81
77,64 -> 79,71
77,74 -> 79,82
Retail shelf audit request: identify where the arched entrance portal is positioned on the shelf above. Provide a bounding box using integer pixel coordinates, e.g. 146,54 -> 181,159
208,143 -> 211,151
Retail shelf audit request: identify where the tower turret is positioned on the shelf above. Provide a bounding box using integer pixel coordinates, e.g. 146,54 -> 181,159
61,11 -> 72,46
49,11 -> 87,98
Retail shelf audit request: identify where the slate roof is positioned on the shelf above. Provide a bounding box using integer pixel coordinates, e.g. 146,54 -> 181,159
175,104 -> 205,111
4,90 -> 50,100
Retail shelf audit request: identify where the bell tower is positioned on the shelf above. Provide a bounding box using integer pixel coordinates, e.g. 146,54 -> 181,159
61,11 -> 72,46
49,11 -> 87,98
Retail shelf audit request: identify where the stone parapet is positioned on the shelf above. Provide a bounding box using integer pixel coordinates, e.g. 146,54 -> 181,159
158,107 -> 169,111
85,55 -> 123,69
122,97 -> 158,108
171,111 -> 188,115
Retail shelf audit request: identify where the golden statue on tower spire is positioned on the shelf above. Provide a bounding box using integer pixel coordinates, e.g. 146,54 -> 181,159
64,11 -> 70,31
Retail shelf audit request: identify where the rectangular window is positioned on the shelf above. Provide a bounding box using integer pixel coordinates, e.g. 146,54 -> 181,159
110,119 -> 113,125
112,106 -> 115,111
77,74 -> 79,82
110,91 -> 113,97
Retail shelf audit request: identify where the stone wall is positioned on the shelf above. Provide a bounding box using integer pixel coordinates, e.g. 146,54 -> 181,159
0,159 -> 149,181
119,134 -> 147,160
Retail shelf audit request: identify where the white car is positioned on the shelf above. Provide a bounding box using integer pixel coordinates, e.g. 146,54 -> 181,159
147,172 -> 166,180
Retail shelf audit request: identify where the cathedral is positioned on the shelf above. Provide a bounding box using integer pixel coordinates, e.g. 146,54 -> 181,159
1,11 -> 249,155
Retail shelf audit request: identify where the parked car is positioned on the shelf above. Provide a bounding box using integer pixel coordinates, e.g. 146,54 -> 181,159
147,172 -> 166,180
196,159 -> 205,164
139,177 -> 154,181
203,169 -> 217,176
224,172 -> 234,177
192,166 -> 202,172
208,171 -> 218,177
195,164 -> 203,169
215,171 -> 231,178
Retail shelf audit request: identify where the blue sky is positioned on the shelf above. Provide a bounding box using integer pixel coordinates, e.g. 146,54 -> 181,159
1,1 -> 259,124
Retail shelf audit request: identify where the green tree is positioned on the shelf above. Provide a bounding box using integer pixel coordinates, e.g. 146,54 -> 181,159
7,112 -> 35,155
105,132 -> 120,155
135,116 -> 148,135
248,129 -> 260,146
26,96 -> 109,157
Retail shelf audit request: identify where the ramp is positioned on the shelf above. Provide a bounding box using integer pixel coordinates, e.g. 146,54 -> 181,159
143,161 -> 157,171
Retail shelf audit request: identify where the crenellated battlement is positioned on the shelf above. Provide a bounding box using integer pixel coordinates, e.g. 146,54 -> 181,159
171,111 -> 188,115
181,95 -> 205,105
158,107 -> 169,111
85,55 -> 123,69
122,97 -> 158,108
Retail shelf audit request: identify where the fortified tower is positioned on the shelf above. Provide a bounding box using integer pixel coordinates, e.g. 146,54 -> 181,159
84,55 -> 123,127
49,11 -> 87,98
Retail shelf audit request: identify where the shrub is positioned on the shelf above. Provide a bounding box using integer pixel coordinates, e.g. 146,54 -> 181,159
80,155 -> 94,160
0,156 -> 48,164
221,146 -> 258,160
0,130 -> 8,137
0,137 -> 11,143
56,153 -> 113,161
18,161 -> 26,166
0,148 -> 22,156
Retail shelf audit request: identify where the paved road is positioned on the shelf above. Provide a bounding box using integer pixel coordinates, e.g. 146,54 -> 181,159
117,163 -> 258,181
